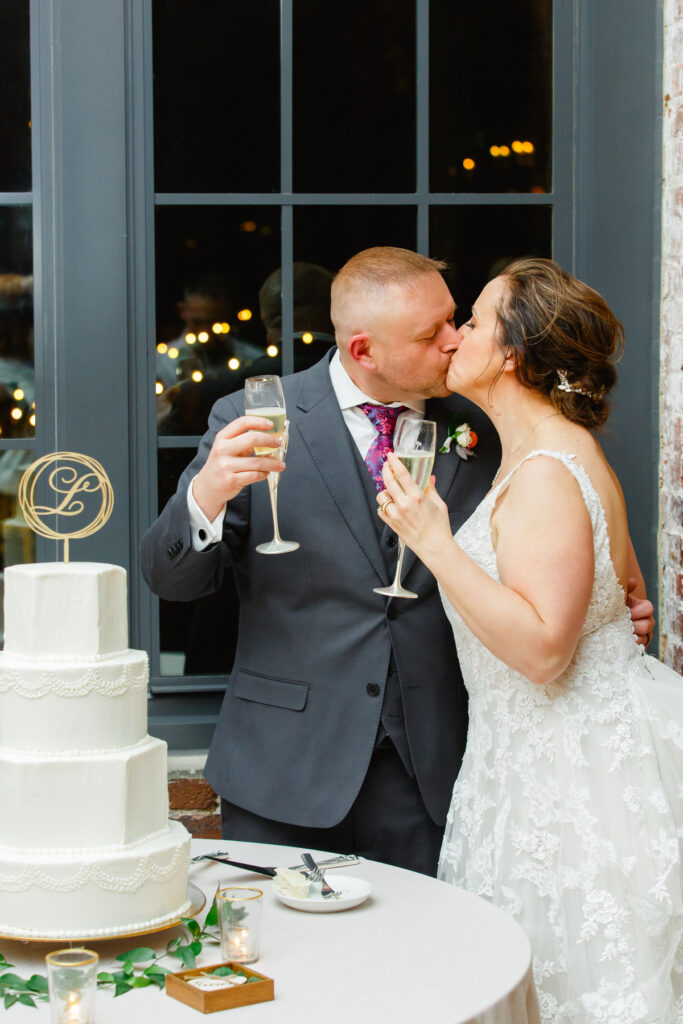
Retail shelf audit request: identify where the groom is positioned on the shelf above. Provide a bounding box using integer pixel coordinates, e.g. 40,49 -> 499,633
141,246 -> 653,875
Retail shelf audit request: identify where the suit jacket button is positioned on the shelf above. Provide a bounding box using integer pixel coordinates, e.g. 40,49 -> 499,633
366,682 -> 380,697
386,535 -> 397,547
387,605 -> 398,621
167,547 -> 174,558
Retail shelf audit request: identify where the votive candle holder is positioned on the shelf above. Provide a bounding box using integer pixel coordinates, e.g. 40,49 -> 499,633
216,886 -> 263,964
45,948 -> 98,1024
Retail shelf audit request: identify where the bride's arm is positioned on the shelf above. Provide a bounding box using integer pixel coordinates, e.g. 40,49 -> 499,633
379,454 -> 594,684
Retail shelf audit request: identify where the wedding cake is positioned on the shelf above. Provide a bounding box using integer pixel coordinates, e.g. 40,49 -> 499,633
0,562 -> 191,938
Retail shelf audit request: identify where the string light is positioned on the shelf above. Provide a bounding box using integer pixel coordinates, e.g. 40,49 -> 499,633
490,145 -> 500,157
156,342 -> 168,354
499,145 -> 510,157
522,141 -> 535,154
511,140 -> 524,153
11,408 -> 22,420
237,309 -> 252,322
462,158 -> 475,171
266,345 -> 279,357
13,388 -> 24,401
228,357 -> 240,370
168,347 -> 179,359
301,332 -> 313,344
29,414 -> 35,427
198,331 -> 209,343
240,221 -> 257,232
221,322 -> 230,333
185,332 -> 197,344
212,323 -> 223,334
155,382 -> 164,395
191,370 -> 203,382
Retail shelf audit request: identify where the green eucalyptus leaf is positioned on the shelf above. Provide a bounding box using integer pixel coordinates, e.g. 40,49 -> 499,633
97,971 -> 116,985
122,961 -> 135,978
189,940 -> 202,956
204,901 -> 218,927
175,946 -> 197,970
116,947 -> 155,964
26,974 -> 49,993
150,974 -> 166,989
143,964 -> 169,977
0,973 -> 27,990
181,917 -> 200,937
114,980 -> 134,998
132,977 -> 154,988
18,993 -> 37,1007
4,993 -> 18,1009
166,937 -> 181,953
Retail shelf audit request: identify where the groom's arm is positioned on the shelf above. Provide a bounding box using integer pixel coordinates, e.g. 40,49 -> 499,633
625,535 -> 655,648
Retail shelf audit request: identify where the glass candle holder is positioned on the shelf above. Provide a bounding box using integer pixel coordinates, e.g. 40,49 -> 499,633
216,886 -> 263,964
45,948 -> 98,1024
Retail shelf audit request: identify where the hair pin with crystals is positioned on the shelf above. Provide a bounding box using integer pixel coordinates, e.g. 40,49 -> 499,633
556,370 -> 604,402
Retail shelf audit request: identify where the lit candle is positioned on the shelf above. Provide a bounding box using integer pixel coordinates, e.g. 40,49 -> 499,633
60,990 -> 86,1024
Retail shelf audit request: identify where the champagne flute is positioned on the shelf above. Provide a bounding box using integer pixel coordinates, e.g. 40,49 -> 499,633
244,375 -> 300,555
373,418 -> 436,599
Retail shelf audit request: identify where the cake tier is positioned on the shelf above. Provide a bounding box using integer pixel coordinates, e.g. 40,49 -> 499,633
0,820 -> 191,939
0,650 -> 148,752
0,736 -> 169,849
3,562 -> 128,657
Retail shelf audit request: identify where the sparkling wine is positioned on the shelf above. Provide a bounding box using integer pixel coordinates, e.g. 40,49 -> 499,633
396,450 -> 434,492
246,407 -> 286,455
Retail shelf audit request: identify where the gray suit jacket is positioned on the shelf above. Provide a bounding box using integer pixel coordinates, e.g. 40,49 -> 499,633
140,353 -> 500,828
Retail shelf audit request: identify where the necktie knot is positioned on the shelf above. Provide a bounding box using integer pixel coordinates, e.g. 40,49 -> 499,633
359,403 -> 407,491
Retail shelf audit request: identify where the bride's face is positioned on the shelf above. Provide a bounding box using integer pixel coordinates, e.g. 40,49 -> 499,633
446,276 -> 508,398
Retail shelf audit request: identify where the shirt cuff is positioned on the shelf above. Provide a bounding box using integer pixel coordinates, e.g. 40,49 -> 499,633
187,476 -> 226,550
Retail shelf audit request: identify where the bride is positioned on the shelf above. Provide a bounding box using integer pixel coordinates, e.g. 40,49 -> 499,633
377,258 -> 683,1023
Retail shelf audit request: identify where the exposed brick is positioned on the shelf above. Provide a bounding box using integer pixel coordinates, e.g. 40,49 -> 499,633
170,811 -> 222,839
168,777 -> 219,812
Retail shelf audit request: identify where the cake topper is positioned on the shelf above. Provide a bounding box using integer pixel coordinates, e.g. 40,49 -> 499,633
18,452 -> 114,563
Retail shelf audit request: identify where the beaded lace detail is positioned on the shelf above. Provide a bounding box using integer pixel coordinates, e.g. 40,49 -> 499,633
0,839 -> 188,894
0,656 -> 147,699
438,450 -> 683,1024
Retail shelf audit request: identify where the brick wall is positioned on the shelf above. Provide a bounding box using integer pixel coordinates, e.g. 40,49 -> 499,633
660,0 -> 683,672
168,754 -> 222,839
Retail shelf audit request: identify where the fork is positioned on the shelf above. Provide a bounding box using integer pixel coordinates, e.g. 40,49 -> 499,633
301,852 -> 338,897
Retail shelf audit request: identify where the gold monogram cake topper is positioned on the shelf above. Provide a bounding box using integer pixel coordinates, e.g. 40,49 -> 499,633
18,452 -> 115,563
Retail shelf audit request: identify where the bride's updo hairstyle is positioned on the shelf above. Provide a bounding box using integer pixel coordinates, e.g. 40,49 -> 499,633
497,258 -> 624,429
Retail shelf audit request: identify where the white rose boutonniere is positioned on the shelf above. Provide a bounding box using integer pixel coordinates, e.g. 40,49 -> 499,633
439,415 -> 479,459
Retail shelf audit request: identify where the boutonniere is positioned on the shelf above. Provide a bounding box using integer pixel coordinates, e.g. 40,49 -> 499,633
439,415 -> 478,459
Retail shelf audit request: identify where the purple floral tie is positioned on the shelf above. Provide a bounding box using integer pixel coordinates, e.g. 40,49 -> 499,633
359,403 -> 407,491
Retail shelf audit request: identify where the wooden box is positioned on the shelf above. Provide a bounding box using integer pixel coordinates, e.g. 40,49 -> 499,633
165,961 -> 274,1014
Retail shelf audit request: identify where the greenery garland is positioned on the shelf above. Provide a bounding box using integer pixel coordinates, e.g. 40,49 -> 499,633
0,899 -> 220,1009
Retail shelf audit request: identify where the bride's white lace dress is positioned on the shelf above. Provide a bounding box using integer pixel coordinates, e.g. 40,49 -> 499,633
438,451 -> 683,1024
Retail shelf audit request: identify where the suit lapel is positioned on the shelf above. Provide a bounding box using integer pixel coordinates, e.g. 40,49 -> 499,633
294,360 -> 389,583
398,398 -> 463,583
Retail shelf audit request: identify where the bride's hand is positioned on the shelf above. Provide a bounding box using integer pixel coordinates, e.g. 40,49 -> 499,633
377,453 -> 453,564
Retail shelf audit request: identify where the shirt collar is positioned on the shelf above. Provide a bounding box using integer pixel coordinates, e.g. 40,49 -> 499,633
328,350 -> 425,414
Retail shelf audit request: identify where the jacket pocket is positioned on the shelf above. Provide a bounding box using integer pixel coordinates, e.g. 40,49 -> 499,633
233,671 -> 309,711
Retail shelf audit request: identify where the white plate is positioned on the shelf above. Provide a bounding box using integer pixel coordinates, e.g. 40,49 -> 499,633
272,874 -> 373,913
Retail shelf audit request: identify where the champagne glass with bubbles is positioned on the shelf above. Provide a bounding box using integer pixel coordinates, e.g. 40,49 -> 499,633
244,375 -> 300,555
374,418 -> 436,599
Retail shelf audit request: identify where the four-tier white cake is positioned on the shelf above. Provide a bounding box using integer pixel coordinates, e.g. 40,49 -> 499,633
0,562 -> 191,938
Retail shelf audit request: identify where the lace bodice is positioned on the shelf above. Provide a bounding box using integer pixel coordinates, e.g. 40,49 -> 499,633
437,450 -> 683,1024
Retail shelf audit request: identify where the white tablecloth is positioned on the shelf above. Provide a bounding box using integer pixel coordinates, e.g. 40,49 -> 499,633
2,838 -> 539,1023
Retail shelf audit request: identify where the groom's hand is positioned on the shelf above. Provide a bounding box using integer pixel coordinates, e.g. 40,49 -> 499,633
193,416 -> 285,521
626,578 -> 655,649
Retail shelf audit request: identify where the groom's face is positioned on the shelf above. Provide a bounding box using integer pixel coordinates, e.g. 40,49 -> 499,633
369,273 -> 460,400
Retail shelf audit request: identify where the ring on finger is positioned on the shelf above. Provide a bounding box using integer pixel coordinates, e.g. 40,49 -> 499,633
378,497 -> 394,514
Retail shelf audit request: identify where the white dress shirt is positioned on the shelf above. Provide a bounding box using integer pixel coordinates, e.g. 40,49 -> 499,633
187,350 -> 425,549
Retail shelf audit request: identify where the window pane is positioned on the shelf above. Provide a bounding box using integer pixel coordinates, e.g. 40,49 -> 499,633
294,206 -> 416,276
430,205 -> 552,315
0,447 -> 37,643
157,449 -> 238,677
0,207 -> 34,440
293,0 -> 415,192
155,206 -> 279,436
0,2 -> 31,191
153,0 -> 280,193
430,0 -> 551,194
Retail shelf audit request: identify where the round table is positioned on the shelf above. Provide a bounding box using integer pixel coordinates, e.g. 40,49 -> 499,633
2,838 -> 539,1023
